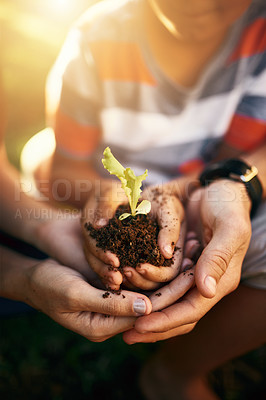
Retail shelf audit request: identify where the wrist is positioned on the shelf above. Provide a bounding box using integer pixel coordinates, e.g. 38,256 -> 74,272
199,158 -> 263,217
207,179 -> 252,211
20,201 -> 59,249
168,172 -> 200,204
0,246 -> 37,303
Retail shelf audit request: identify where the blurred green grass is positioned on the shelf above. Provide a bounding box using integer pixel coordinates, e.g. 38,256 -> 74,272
0,1 -> 265,399
1,310 -> 265,400
0,311 -> 157,400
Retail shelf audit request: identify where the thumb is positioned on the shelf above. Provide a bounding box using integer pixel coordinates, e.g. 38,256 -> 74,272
93,184 -> 127,228
195,228 -> 235,298
78,281 -> 153,316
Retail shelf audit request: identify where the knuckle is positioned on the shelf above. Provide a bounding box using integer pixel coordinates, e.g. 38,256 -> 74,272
229,274 -> 241,293
203,248 -> 231,277
184,322 -> 197,334
230,280 -> 240,293
235,219 -> 251,239
149,336 -> 159,343
103,297 -> 124,316
85,316 -> 108,341
90,336 -> 106,343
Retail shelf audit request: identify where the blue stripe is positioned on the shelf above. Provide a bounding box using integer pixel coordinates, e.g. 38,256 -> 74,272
253,53 -> 266,76
237,95 -> 266,122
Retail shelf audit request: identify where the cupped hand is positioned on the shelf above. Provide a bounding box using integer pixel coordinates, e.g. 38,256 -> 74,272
82,182 -> 186,291
122,185 -> 186,290
25,259 -> 152,342
35,210 -> 97,282
123,180 -> 252,343
82,179 -> 128,290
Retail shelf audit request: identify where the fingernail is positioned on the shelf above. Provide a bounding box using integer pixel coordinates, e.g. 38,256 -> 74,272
124,271 -> 132,278
96,218 -> 108,227
106,252 -> 120,268
204,276 -> 217,296
182,257 -> 192,268
133,298 -> 146,314
181,257 -> 193,272
189,244 -> 201,260
164,245 -> 173,257
186,231 -> 197,240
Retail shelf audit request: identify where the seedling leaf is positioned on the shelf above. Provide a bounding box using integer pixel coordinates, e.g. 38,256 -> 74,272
119,213 -> 132,220
135,200 -> 151,215
102,147 -> 151,218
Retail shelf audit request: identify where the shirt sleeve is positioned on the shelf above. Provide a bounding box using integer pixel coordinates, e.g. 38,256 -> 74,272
224,68 -> 266,151
224,12 -> 266,151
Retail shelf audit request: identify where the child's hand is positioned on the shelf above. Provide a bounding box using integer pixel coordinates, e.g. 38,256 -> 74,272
82,183 -> 186,291
123,181 -> 252,344
121,185 -> 186,290
82,182 -> 186,291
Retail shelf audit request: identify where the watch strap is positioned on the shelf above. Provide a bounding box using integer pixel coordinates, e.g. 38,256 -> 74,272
199,159 -> 263,217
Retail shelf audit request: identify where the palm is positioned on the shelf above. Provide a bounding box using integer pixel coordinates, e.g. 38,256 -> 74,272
37,213 -> 98,282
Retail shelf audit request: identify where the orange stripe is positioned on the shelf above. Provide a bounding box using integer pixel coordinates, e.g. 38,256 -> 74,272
54,108 -> 101,156
178,159 -> 204,175
227,18 -> 266,63
89,41 -> 156,85
224,114 -> 266,151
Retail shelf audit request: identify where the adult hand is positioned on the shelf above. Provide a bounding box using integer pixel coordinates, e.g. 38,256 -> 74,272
35,210 -> 97,282
123,180 -> 252,343
82,182 -> 185,291
81,179 -> 128,290
24,259 -> 152,342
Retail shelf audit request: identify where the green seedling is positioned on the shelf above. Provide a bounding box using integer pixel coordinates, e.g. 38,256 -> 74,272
102,147 -> 151,220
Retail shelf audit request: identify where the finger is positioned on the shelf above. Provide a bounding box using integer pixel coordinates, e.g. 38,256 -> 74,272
195,224 -> 245,298
71,280 -> 153,316
123,322 -> 196,344
136,242 -> 183,283
83,226 -> 120,268
149,266 -> 195,311
184,238 -> 202,261
84,245 -> 123,290
59,312 -> 136,342
157,197 -> 185,258
134,287 -> 215,333
184,238 -> 199,258
186,231 -> 198,240
180,257 -> 194,272
123,267 -> 161,290
83,183 -> 123,227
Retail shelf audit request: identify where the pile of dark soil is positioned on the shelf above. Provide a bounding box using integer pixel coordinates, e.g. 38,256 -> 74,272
84,204 -> 174,271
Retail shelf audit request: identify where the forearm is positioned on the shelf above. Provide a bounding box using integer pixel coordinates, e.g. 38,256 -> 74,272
0,154 -> 58,246
169,142 -> 266,203
0,245 -> 36,302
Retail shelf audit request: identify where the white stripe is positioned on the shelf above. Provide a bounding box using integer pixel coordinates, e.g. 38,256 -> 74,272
245,70 -> 266,96
101,85 -> 244,151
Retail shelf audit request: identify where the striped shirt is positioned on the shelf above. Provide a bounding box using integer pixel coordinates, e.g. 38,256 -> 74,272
47,0 -> 266,185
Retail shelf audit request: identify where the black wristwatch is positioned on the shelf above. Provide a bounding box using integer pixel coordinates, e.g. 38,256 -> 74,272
199,159 -> 263,217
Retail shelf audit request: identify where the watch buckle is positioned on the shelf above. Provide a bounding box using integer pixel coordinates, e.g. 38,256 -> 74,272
229,166 -> 258,183
241,166 -> 258,182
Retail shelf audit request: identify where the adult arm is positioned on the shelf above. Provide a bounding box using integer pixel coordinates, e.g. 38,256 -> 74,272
0,246 -> 152,342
